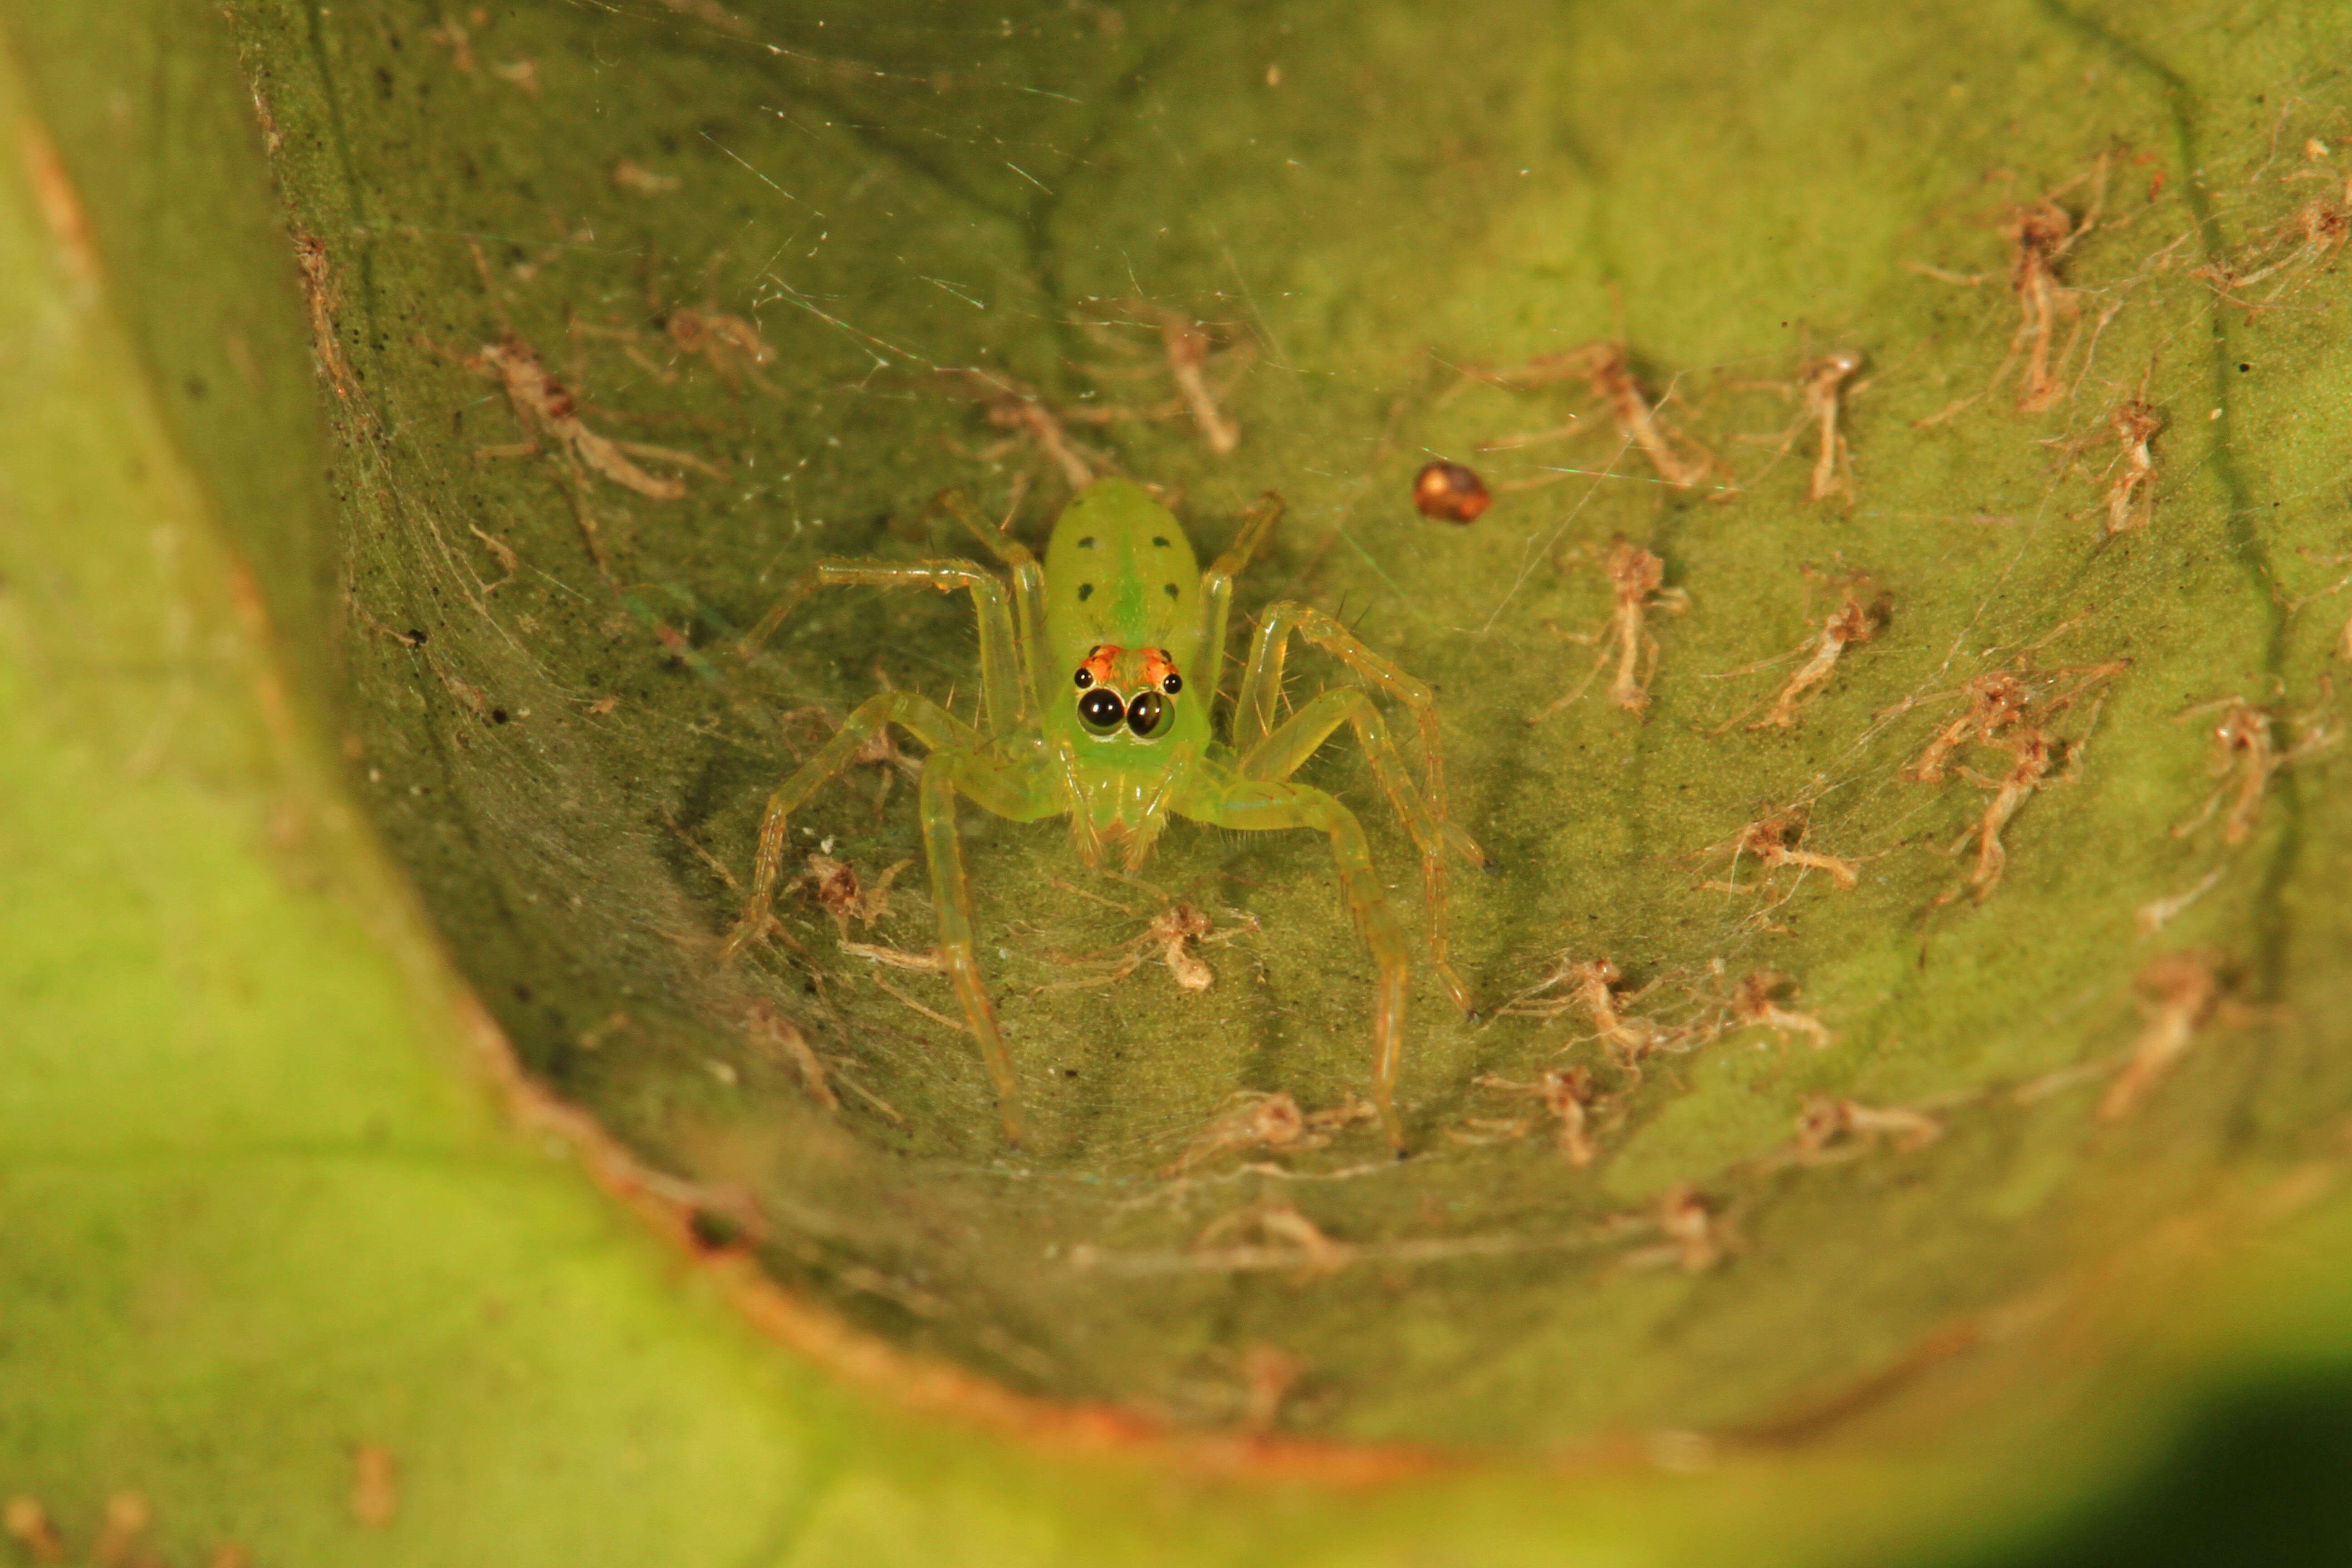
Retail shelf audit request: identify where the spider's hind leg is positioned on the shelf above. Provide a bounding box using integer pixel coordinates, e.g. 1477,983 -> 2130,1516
927,489 -> 1050,704
736,555 -> 1033,737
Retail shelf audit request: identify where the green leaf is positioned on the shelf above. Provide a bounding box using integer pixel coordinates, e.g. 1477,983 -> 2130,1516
7,0 -> 2352,1563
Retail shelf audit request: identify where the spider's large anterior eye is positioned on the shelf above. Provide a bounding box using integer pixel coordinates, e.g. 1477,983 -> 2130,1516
1125,690 -> 1168,737
1078,689 -> 1126,733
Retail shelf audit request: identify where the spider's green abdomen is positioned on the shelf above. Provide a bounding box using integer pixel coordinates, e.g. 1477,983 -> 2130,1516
1043,480 -> 1204,677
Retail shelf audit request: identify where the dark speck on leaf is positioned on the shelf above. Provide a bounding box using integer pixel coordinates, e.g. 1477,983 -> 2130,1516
1164,583 -> 1179,598
1078,583 -> 1093,601
687,1209 -> 745,1251
491,708 -> 510,724
404,628 -> 428,647
1413,460 -> 1492,524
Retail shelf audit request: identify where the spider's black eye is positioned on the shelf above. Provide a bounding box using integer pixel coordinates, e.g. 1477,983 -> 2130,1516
1073,666 -> 1093,689
1125,690 -> 1168,737
1161,671 -> 1183,695
1078,689 -> 1126,733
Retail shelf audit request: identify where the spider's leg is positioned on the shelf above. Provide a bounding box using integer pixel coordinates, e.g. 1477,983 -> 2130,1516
1232,601 -> 1488,997
737,558 -> 1029,737
721,692 -> 983,965
928,489 -> 1049,710
921,749 -> 1066,1149
1176,769 -> 1415,1152
1197,491 -> 1284,710
1238,688 -> 1478,1016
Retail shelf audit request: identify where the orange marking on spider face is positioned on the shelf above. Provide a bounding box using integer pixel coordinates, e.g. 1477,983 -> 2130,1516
1078,644 -> 1123,689
1142,647 -> 1181,691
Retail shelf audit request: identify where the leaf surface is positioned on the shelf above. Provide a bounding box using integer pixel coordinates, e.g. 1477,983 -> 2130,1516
7,1 -> 2352,1563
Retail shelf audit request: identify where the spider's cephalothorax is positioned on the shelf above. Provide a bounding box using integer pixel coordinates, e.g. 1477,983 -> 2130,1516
724,479 -> 1491,1152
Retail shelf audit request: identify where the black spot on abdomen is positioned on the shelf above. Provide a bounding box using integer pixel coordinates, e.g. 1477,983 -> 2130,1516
1163,583 -> 1179,599
1152,535 -> 1171,548
1078,583 -> 1094,601
1078,536 -> 1097,549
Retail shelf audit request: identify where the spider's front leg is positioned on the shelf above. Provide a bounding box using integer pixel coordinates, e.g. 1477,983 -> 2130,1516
1176,770 -> 1417,1153
1238,688 -> 1484,1015
918,749 -> 1066,1148
720,692 -> 981,964
1233,602 -> 1491,1016
725,698 -> 1058,1147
